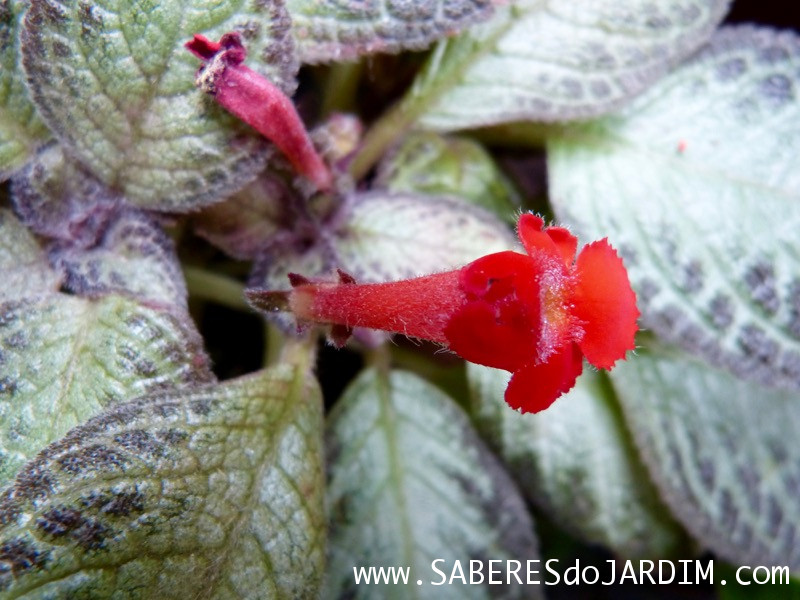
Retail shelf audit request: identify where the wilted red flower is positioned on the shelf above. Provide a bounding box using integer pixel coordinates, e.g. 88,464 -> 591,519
247,214 -> 639,413
185,32 -> 332,191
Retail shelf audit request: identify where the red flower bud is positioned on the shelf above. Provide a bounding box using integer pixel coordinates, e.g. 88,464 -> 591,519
185,32 -> 332,191
247,214 -> 639,413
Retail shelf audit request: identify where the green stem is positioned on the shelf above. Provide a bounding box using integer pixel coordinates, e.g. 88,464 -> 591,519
264,321 -> 287,368
348,96 -> 423,181
183,266 -> 249,312
347,38 -> 456,182
321,60 -> 364,117
366,343 -> 392,376
280,334 -> 318,371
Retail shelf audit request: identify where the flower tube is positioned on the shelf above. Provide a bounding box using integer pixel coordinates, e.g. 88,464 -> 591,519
186,32 -> 332,191
247,214 -> 639,413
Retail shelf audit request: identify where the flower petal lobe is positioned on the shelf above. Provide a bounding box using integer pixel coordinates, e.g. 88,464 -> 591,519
572,239 -> 639,369
445,301 -> 536,372
545,226 -> 578,266
504,343 -> 583,413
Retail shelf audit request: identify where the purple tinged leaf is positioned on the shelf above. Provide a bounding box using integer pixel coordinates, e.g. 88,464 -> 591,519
50,211 -> 188,309
12,145 -> 189,309
0,197 -> 214,491
11,144 -> 121,248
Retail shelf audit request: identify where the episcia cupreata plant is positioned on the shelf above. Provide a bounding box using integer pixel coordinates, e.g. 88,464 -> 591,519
2,0 -> 800,597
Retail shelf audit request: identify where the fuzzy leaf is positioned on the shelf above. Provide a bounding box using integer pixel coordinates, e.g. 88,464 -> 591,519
0,208 -> 61,301
0,363 -> 325,598
11,144 -> 121,247
325,368 -> 541,599
375,132 -> 519,220
51,211 -> 188,308
0,293 -> 213,489
412,0 -> 729,130
0,0 -> 50,180
549,26 -> 800,391
14,147 -> 189,309
289,0 -> 493,64
612,348 -> 800,572
336,192 -> 515,281
250,191 -> 514,322
0,210 -> 211,489
467,363 -> 686,559
20,0 -> 298,211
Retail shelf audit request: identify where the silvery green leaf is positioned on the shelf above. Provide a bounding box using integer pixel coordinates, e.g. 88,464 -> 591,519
289,0 -> 493,64
325,368 -> 541,599
375,132 -> 519,221
332,191 -> 515,282
412,0 -> 729,130
11,143 -> 121,247
0,363 -> 325,598
0,0 -> 50,180
51,211 -> 187,308
0,208 -> 61,301
20,0 -> 297,211
467,363 -> 686,559
1,203 -> 211,488
611,348 -> 800,571
0,293 -> 212,489
549,26 -> 800,391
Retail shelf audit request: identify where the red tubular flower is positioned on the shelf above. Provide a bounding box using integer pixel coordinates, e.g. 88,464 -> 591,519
185,32 -> 332,191
247,214 -> 639,413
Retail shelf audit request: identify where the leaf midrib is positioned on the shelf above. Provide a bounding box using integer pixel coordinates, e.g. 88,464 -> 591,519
375,369 -> 421,600
199,366 -> 302,597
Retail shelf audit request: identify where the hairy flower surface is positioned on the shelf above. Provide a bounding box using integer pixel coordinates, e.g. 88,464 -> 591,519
247,214 -> 639,412
186,32 -> 332,190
